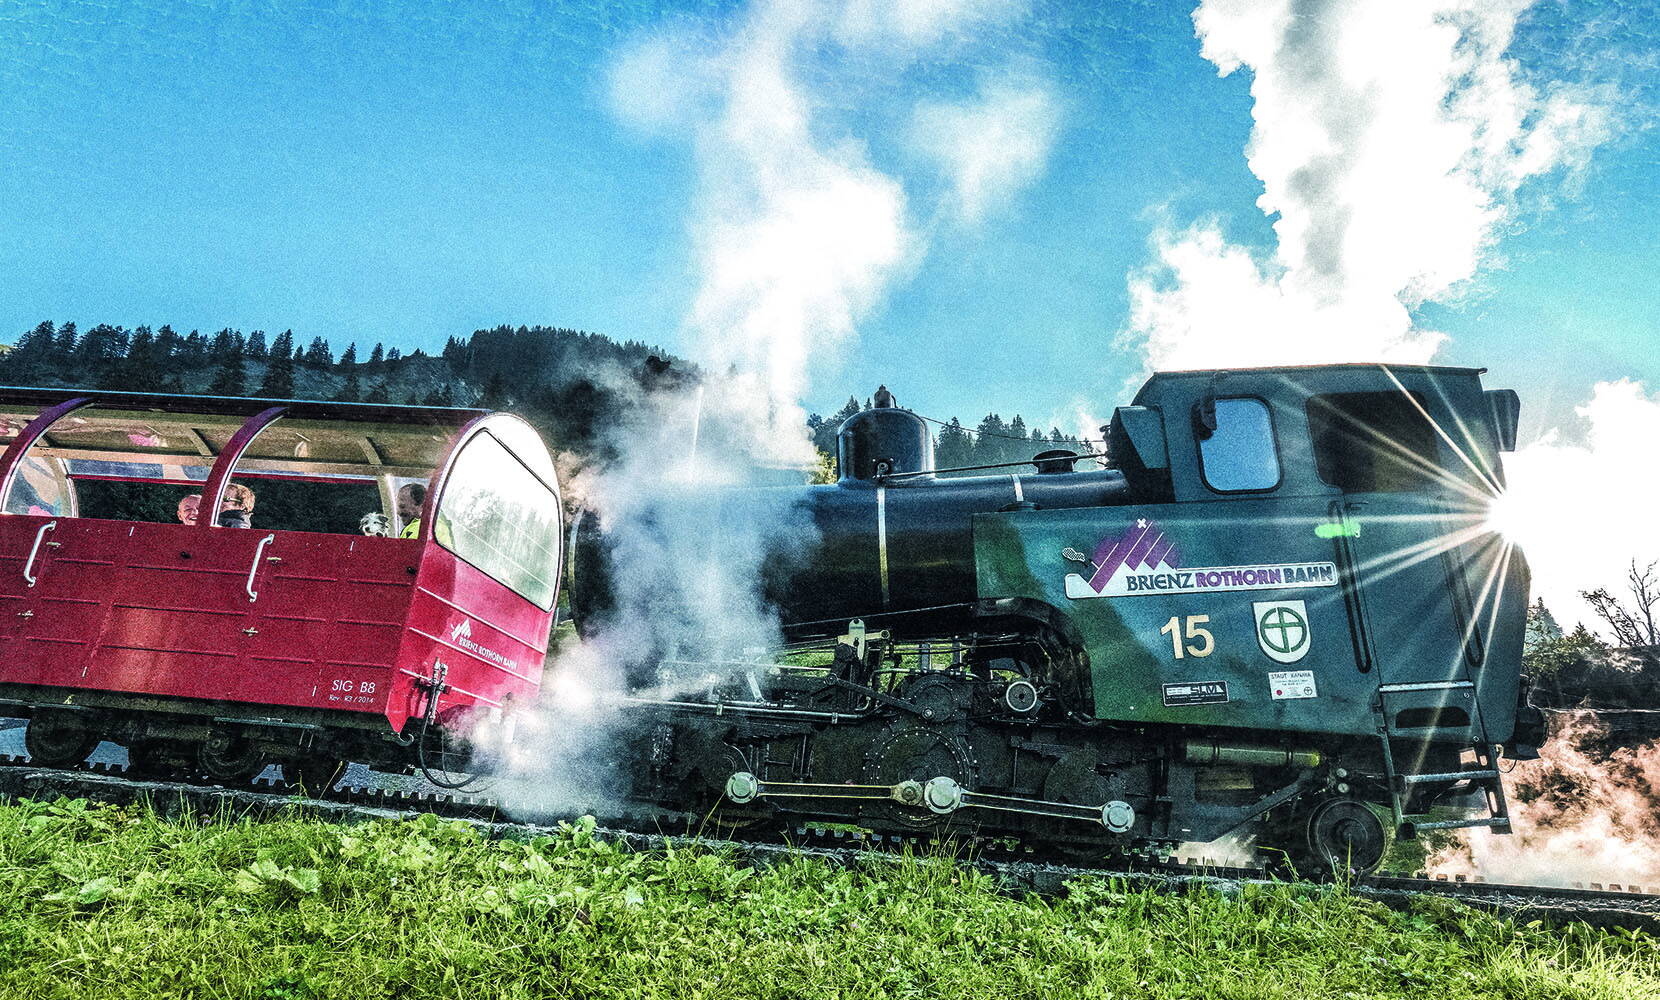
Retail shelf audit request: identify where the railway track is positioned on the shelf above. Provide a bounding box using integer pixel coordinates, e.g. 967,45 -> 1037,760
3,753 -> 1658,932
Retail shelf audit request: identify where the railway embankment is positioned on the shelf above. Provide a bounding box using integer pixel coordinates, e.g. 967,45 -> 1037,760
1,797 -> 1656,999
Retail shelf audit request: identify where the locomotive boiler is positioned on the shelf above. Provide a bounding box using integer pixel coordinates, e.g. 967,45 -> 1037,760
573,363 -> 1540,873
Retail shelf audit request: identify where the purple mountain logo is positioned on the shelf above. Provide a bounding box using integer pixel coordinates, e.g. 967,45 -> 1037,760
1085,518 -> 1182,591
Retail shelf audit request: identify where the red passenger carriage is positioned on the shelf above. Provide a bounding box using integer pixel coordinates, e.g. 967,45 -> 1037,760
0,388 -> 563,788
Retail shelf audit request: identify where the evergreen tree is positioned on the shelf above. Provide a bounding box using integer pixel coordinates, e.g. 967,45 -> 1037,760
246,330 -> 268,360
972,414 -> 1009,465
368,342 -> 385,367
53,322 -> 77,358
259,330 -> 296,397
208,328 -> 237,361
339,342 -> 358,367
6,321 -> 55,380
178,331 -> 207,366
207,341 -> 246,396
155,325 -> 181,362
480,372 -> 509,409
813,396 -> 862,455
935,418 -> 974,472
304,336 -> 332,366
365,380 -> 391,403
386,347 -> 402,363
115,326 -> 161,388
1525,598 -> 1564,652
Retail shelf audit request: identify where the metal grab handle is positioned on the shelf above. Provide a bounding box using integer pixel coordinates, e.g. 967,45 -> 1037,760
246,534 -> 276,602
22,521 -> 56,588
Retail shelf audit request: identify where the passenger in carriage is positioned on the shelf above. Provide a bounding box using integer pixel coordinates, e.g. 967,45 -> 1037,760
176,494 -> 200,525
218,483 -> 255,529
396,482 -> 451,544
396,483 -> 425,538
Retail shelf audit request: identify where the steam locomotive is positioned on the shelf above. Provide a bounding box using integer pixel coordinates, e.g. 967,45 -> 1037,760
574,363 -> 1540,872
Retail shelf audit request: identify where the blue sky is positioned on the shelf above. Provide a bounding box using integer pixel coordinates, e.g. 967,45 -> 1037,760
1,0 -> 1654,439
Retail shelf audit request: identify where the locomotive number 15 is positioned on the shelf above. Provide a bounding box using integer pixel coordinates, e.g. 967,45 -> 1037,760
1159,615 -> 1214,659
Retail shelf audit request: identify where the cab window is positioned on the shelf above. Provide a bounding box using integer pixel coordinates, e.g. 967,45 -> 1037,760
436,431 -> 561,609
1308,391 -> 1441,493
1197,397 -> 1280,492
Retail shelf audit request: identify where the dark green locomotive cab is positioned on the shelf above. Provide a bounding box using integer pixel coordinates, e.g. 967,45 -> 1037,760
975,363 -> 1531,842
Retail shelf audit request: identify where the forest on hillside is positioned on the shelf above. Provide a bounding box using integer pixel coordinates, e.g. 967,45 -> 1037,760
0,321 -> 1094,473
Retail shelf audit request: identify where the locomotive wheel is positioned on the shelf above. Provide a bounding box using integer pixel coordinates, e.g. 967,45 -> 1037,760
23,713 -> 95,769
1273,797 -> 1390,879
1041,750 -> 1114,861
284,758 -> 344,796
197,735 -> 266,784
861,721 -> 976,831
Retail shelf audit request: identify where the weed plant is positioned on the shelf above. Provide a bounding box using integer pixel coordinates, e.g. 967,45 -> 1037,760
0,797 -> 1655,999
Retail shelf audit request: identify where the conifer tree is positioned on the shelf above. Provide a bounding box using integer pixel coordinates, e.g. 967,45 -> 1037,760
304,336 -> 332,366
246,330 -> 268,360
259,330 -> 296,397
368,342 -> 385,367
207,339 -> 246,396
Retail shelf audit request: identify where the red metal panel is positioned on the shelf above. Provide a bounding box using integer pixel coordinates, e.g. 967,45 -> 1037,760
0,510 -> 550,748
388,546 -> 551,732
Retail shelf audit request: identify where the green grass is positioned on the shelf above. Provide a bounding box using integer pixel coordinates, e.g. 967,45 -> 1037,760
0,798 -> 1656,999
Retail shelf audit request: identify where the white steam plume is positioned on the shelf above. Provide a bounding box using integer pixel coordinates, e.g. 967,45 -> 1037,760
611,0 -> 1054,430
1123,0 -> 1612,371
909,78 -> 1062,225
493,0 -> 1057,817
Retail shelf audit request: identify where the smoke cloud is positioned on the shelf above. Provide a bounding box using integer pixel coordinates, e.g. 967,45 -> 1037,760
1123,0 -> 1612,371
1431,715 -> 1660,888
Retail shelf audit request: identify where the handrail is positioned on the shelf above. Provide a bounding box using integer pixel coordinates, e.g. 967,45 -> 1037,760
22,520 -> 56,587
246,533 -> 276,601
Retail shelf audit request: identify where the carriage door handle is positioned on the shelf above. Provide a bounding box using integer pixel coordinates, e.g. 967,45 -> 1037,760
245,534 -> 276,602
22,521 -> 56,588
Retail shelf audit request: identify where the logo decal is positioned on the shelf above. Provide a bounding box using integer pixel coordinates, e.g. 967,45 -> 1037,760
1268,669 -> 1318,700
445,618 -> 519,671
1162,681 -> 1229,707
1064,519 -> 1338,599
1254,600 -> 1311,663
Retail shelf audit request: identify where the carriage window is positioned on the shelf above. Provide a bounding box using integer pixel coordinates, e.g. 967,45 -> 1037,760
1308,391 -> 1441,493
1198,397 -> 1280,492
436,432 -> 561,609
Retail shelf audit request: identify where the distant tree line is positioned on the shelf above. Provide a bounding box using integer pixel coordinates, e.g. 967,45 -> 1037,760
2,320 -> 1095,478
808,395 -> 1096,477
0,321 -> 677,462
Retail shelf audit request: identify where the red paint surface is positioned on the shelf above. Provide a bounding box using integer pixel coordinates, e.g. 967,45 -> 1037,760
0,513 -> 549,735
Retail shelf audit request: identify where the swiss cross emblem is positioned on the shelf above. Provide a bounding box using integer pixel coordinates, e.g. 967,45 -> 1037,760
1253,599 -> 1311,664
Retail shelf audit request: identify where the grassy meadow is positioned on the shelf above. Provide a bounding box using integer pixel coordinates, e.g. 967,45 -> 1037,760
0,797 -> 1655,999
